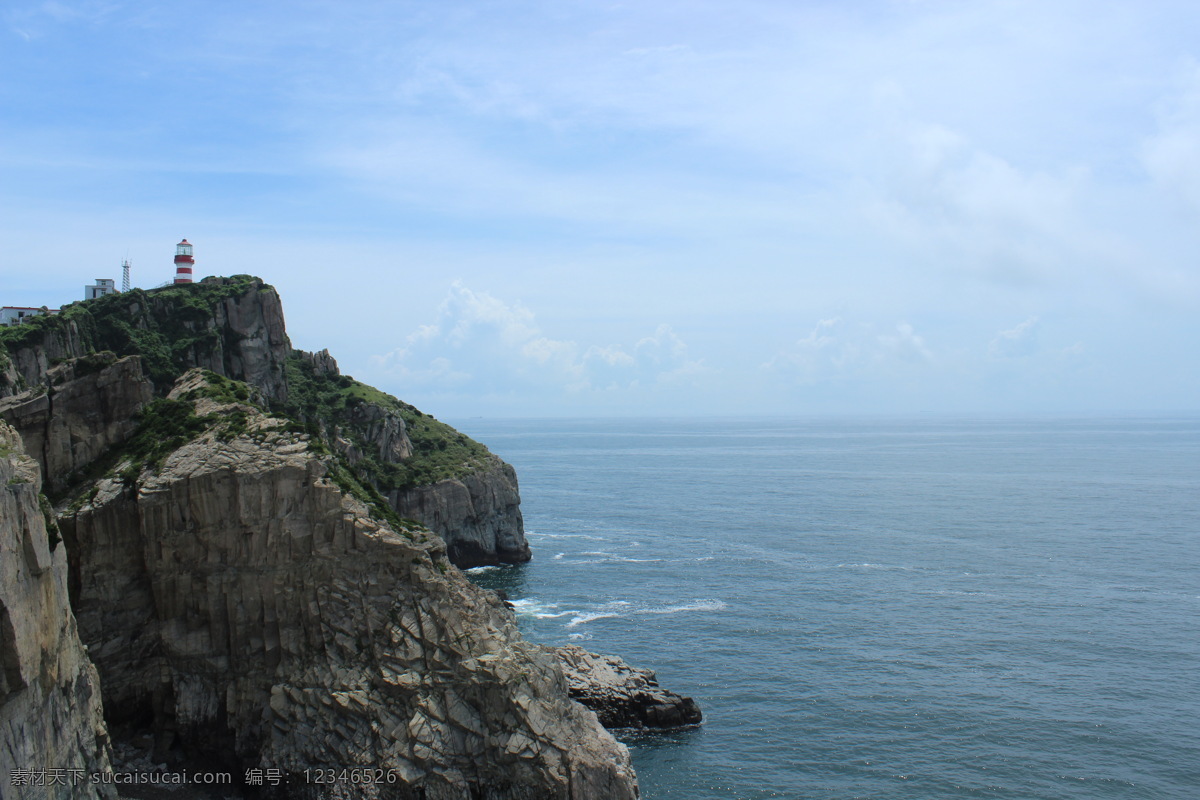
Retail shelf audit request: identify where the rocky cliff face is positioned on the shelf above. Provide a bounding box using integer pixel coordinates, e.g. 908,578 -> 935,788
285,345 -> 530,568
0,277 -> 702,798
55,372 -> 637,798
0,353 -> 153,496
0,422 -> 114,799
386,460 -> 529,568
0,277 -> 531,567
0,276 -> 288,403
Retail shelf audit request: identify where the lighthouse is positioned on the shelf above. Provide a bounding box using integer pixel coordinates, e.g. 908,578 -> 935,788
173,239 -> 194,284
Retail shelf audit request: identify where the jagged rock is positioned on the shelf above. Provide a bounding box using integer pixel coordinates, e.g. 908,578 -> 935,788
0,421 -> 115,799
57,374 -> 638,799
297,347 -> 339,376
387,459 -> 530,568
334,400 -> 413,466
0,353 -> 153,495
0,321 -> 90,398
551,645 -> 703,730
202,276 -> 291,402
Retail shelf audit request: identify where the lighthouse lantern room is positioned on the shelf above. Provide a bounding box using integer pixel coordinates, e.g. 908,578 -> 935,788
173,239 -> 194,284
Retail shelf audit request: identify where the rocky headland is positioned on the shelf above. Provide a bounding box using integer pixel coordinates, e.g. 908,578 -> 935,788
0,276 -> 698,799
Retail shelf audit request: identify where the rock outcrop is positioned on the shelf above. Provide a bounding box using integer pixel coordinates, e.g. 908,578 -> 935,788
552,645 -> 703,730
0,422 -> 115,799
0,276 -> 288,402
56,372 -> 638,798
387,458 -> 530,568
287,346 -> 530,568
0,353 -> 153,495
0,278 -> 532,567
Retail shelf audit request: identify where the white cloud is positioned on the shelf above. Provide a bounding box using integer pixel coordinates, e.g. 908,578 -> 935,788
371,282 -> 704,400
878,322 -> 933,364
764,317 -> 933,384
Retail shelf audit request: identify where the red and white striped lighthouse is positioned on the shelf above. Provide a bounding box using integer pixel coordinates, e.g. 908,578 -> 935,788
173,239 -> 194,284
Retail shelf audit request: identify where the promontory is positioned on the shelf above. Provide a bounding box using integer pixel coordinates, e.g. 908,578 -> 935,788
0,276 -> 653,799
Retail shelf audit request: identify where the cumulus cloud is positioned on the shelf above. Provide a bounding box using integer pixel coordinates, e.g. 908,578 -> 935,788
877,322 -> 933,364
372,282 -> 704,398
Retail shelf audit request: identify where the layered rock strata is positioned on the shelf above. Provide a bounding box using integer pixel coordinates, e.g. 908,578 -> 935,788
552,645 -> 703,730
57,373 -> 638,799
0,422 -> 115,799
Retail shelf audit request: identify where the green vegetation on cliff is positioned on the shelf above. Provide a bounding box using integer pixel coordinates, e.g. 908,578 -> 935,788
2,276 -> 495,512
0,275 -> 262,389
285,353 -> 493,492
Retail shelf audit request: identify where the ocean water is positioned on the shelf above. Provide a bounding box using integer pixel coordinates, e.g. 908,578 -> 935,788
451,417 -> 1200,800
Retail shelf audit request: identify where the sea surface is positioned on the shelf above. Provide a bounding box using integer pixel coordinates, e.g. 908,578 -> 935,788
450,416 -> 1200,800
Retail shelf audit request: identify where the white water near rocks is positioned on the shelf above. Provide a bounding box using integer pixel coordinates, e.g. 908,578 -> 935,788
458,416 -> 1200,800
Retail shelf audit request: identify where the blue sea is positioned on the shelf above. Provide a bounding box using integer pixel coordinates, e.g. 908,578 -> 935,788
450,417 -> 1200,800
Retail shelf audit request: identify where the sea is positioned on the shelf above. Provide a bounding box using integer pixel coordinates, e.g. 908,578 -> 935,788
449,416 -> 1200,800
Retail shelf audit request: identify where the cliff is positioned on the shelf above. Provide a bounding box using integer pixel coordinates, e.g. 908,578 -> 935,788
0,353 -> 153,496
284,346 -> 529,568
0,276 -> 529,568
52,370 -> 636,797
0,278 -> 645,798
0,421 -> 115,799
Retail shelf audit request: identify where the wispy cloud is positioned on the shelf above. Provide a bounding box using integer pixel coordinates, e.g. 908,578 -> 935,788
989,318 -> 1040,359
764,317 -> 935,385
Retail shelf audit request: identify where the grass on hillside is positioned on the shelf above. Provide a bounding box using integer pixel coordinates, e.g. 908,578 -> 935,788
285,353 -> 493,492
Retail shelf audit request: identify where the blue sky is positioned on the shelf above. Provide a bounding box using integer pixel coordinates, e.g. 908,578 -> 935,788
2,0 -> 1198,416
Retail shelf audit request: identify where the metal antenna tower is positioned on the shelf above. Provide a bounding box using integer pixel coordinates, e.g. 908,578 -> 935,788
122,259 -> 131,292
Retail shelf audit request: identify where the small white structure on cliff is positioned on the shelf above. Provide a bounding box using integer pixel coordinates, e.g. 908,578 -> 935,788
85,278 -> 116,300
0,307 -> 55,326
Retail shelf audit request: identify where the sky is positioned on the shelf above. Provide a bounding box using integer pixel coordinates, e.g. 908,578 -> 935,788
2,0 -> 1199,417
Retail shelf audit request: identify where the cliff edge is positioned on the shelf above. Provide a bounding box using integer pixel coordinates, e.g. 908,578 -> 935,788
0,421 -> 115,799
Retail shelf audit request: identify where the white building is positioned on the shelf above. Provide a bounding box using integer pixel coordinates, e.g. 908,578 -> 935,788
1,307 -> 55,326
85,278 -> 117,300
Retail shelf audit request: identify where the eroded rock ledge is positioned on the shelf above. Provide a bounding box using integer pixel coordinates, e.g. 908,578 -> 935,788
551,645 -> 703,730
